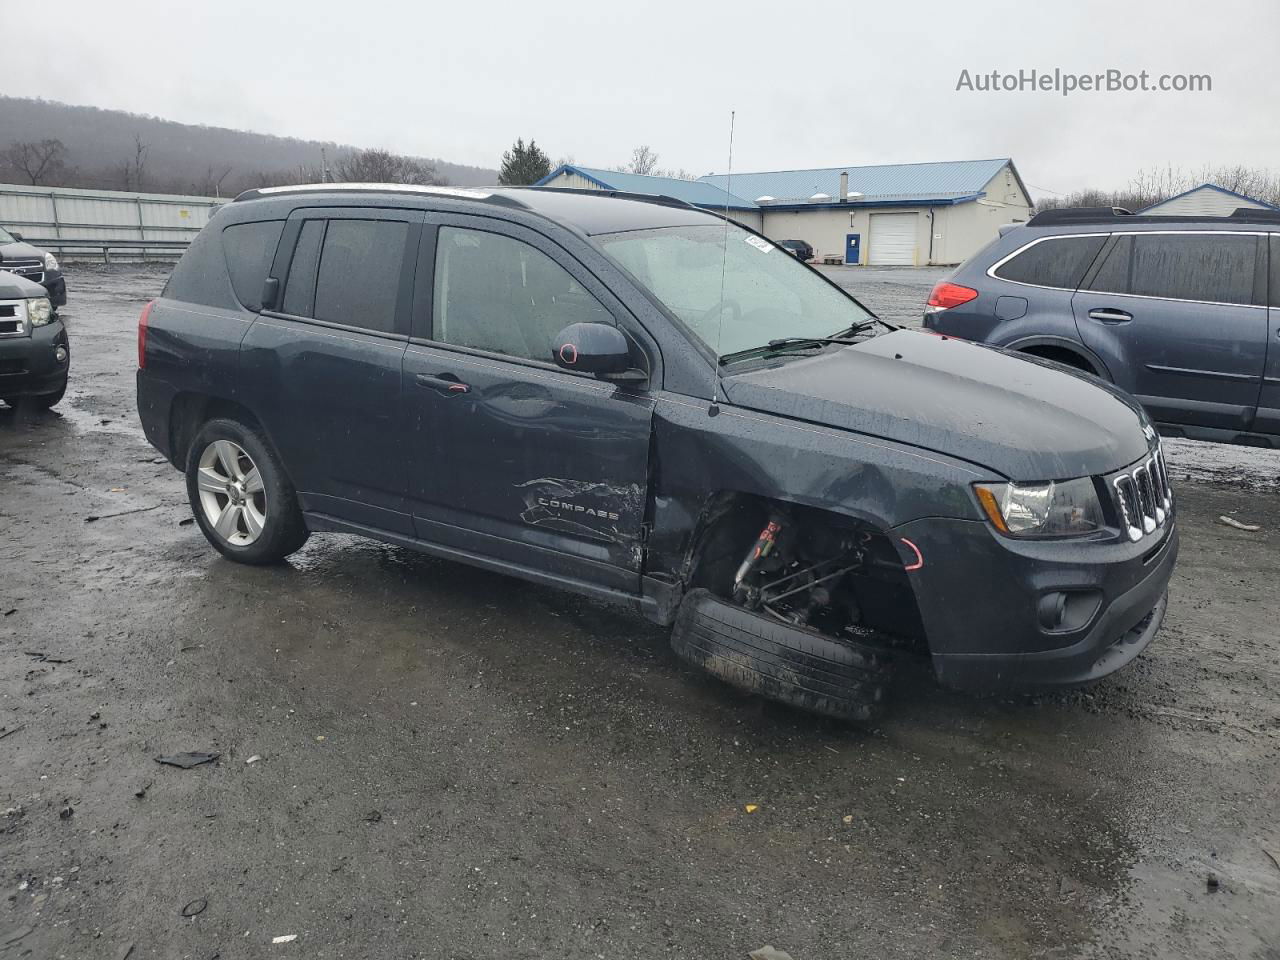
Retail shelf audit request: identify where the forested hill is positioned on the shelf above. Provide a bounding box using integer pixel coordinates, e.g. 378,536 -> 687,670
0,97 -> 497,195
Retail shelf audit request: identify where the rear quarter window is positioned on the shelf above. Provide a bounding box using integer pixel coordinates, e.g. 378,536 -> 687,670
222,220 -> 284,312
992,235 -> 1106,289
161,222 -> 238,310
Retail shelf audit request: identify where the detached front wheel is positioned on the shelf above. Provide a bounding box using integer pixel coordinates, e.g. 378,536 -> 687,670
185,419 -> 309,564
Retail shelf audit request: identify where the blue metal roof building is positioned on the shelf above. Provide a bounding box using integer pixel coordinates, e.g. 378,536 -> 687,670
536,158 -> 1032,266
698,158 -> 1027,209
535,165 -> 757,210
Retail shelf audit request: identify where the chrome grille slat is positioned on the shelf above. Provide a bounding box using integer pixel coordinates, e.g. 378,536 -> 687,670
1110,443 -> 1173,542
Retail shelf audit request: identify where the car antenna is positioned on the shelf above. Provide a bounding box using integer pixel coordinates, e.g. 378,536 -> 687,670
710,108 -> 735,416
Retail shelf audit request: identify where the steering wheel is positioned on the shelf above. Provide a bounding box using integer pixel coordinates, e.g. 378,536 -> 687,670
698,299 -> 742,328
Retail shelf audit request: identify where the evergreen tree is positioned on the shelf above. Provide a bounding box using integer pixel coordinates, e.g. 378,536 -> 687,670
499,138 -> 552,185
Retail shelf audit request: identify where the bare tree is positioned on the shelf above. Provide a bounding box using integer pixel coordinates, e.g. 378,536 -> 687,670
653,167 -> 697,181
626,145 -> 659,176
196,165 -> 234,198
115,133 -> 151,191
334,148 -> 443,185
2,139 -> 68,185
1035,164 -> 1280,212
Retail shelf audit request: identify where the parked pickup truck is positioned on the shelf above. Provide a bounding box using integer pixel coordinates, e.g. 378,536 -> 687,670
136,184 -> 1177,720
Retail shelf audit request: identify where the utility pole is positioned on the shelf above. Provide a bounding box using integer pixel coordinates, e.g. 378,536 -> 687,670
321,147 -> 330,183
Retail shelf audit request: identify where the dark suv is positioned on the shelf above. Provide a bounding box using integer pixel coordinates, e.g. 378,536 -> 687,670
136,184 -> 1177,720
0,269 -> 70,409
923,207 -> 1280,447
777,239 -> 814,261
0,225 -> 68,308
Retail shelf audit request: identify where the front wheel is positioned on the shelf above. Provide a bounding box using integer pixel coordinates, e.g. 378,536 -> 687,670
185,418 -> 309,564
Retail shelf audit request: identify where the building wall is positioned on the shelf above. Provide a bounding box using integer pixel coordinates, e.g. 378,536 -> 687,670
1141,186 -> 1270,217
725,209 -> 763,231
756,163 -> 1029,266
760,206 -> 938,265
541,171 -> 607,191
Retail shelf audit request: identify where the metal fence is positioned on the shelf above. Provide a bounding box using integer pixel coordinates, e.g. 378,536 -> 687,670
1,182 -> 226,260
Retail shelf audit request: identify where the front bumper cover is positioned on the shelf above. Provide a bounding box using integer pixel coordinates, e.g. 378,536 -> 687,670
0,321 -> 70,398
894,514 -> 1178,692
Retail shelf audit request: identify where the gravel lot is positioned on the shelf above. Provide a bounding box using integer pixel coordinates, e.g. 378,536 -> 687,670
2,264 -> 1278,960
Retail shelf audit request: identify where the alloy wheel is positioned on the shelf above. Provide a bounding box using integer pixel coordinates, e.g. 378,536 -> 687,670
196,439 -> 267,546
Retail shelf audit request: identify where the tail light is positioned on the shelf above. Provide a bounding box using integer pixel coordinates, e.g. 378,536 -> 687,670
138,299 -> 154,369
925,281 -> 979,313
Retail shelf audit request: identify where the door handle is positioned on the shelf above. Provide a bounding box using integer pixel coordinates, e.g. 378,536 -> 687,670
415,373 -> 470,395
1088,308 -> 1133,324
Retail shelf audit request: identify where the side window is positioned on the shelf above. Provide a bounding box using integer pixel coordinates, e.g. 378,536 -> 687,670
1085,235 -> 1132,294
282,220 -> 324,318
992,235 -> 1106,289
1088,233 -> 1258,305
313,219 -> 408,333
223,220 -> 284,311
432,226 -> 615,362
1130,234 -> 1256,305
1272,235 -> 1279,307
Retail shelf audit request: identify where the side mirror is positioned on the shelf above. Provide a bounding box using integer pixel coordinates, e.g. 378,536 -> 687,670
551,322 -> 644,382
260,277 -> 280,311
10,232 -> 23,241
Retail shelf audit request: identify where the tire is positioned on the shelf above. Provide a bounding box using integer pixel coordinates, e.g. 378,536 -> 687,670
185,418 -> 309,564
671,588 -> 893,722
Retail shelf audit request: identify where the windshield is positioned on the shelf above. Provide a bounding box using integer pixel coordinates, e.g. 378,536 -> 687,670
0,226 -> 15,244
595,223 -> 874,359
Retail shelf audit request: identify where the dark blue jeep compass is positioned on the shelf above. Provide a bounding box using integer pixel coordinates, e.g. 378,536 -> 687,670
136,185 -> 1177,720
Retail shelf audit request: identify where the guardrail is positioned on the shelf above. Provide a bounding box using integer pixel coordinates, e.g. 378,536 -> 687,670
21,238 -> 190,264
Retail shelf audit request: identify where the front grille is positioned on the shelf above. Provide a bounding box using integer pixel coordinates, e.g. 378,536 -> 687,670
1110,445 -> 1173,542
2,258 -> 44,284
0,301 -> 26,337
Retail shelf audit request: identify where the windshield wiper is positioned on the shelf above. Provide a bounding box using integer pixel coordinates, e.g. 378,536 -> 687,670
829,316 -> 897,336
719,336 -> 859,365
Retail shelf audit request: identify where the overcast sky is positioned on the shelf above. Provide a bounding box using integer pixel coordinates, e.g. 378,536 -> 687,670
8,0 -> 1279,195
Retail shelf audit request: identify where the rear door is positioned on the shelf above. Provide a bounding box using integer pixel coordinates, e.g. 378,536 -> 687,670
1071,230 -> 1269,431
240,206 -> 423,534
403,214 -> 655,591
1255,234 -> 1280,435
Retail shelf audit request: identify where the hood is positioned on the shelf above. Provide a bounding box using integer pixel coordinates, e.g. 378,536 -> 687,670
0,240 -> 47,262
722,329 -> 1151,479
0,269 -> 47,300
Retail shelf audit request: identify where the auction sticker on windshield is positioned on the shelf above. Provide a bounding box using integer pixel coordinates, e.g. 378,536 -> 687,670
744,235 -> 773,253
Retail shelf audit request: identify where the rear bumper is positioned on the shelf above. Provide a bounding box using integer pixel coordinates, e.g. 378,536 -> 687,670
0,322 -> 70,398
137,368 -> 175,459
894,514 -> 1178,692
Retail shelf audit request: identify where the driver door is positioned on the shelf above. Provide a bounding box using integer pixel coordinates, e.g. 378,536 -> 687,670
402,215 -> 655,592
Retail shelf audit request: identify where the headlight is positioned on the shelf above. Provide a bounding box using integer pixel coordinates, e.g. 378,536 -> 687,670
974,477 -> 1105,538
43,252 -> 59,271
27,297 -> 53,326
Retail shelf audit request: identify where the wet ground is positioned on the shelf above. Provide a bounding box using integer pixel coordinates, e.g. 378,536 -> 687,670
2,264 -> 1278,959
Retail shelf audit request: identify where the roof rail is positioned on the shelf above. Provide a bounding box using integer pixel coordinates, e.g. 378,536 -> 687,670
231,182 -> 525,206
1026,206 -> 1135,226
1231,206 -> 1280,222
516,185 -> 698,211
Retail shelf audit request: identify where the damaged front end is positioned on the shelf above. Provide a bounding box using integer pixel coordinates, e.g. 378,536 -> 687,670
669,501 -> 925,720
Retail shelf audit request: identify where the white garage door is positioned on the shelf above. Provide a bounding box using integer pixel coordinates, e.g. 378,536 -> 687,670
869,213 -> 917,265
